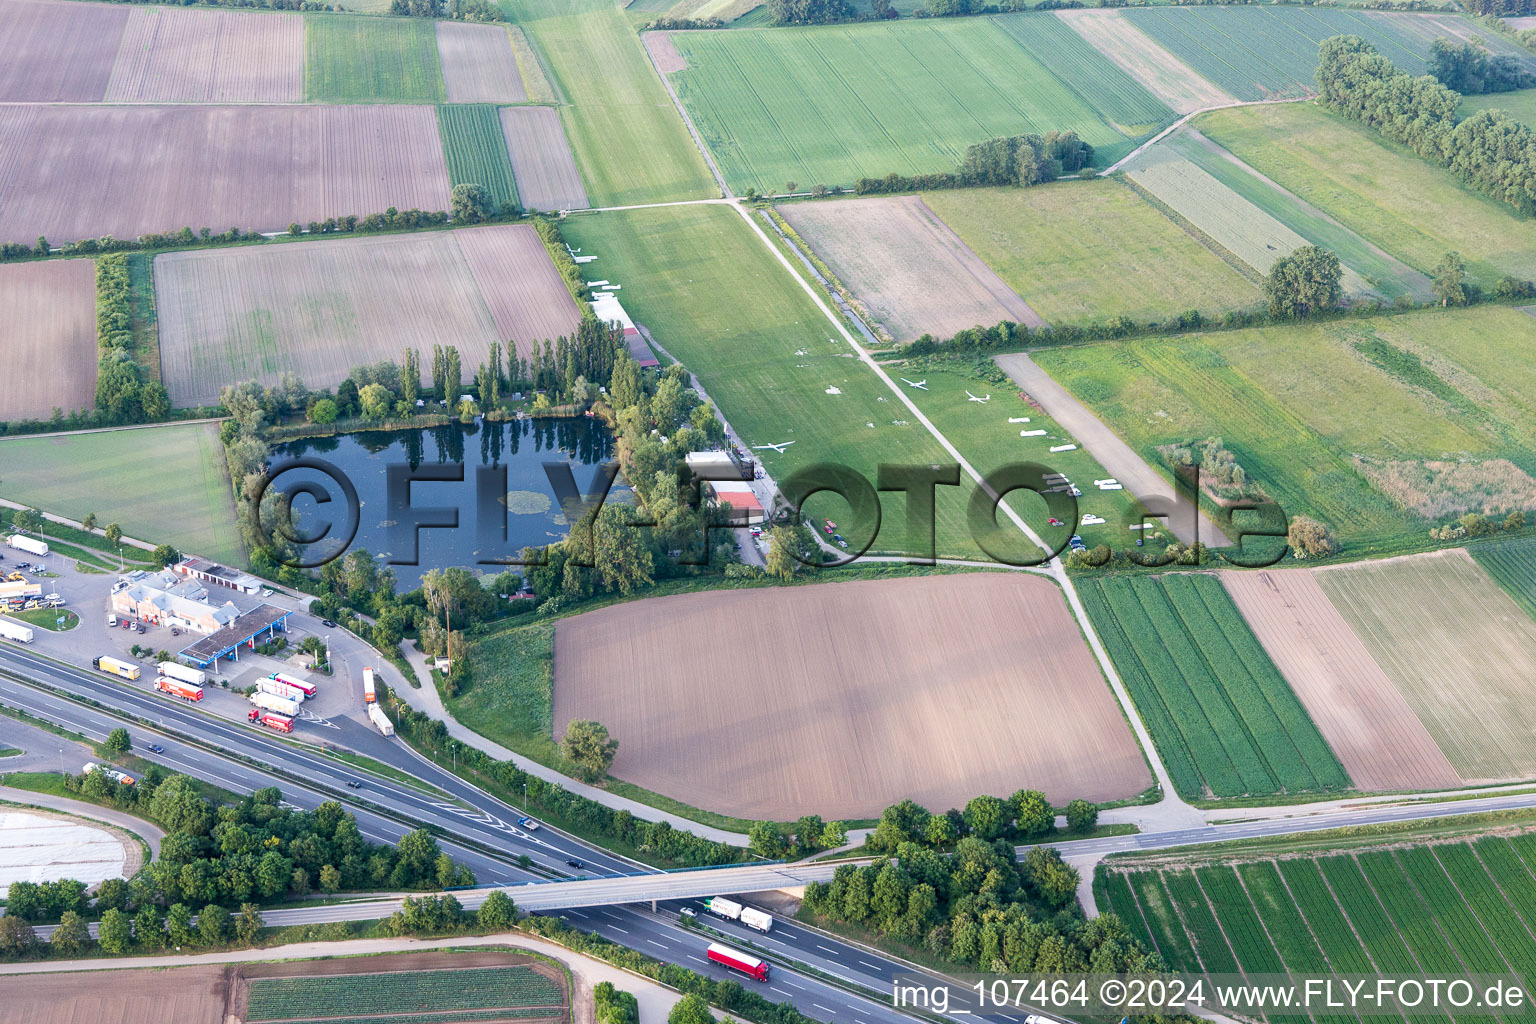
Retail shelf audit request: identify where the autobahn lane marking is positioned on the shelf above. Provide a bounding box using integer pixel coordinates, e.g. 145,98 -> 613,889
817,945 -> 838,954
783,979 -> 806,991
646,940 -> 668,950
859,960 -> 881,969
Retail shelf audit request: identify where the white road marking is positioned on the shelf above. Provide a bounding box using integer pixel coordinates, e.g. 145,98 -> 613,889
816,944 -> 838,954
646,939 -> 668,950
609,925 -> 629,934
813,1005 -> 837,1014
687,956 -> 710,965
782,979 -> 806,991
858,960 -> 880,969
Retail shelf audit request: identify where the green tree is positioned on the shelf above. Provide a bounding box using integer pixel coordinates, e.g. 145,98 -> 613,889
98,908 -> 133,953
1433,250 -> 1468,306
236,903 -> 264,944
561,720 -> 619,782
166,903 -> 195,947
309,397 -> 339,425
151,544 -> 179,568
820,819 -> 849,850
103,727 -> 132,755
95,877 -> 130,912
319,864 -> 342,894
80,512 -> 97,533
1265,245 -> 1343,319
668,993 -> 715,1024
133,906 -> 165,949
1065,799 -> 1098,834
359,383 -> 392,421
749,820 -> 787,859
1287,515 -> 1339,559
589,504 -> 654,595
451,183 -> 496,224
924,813 -> 958,847
11,507 -> 43,533
477,889 -> 517,930
1010,789 -> 1054,839
198,903 -> 231,945
51,911 -> 91,953
963,795 -> 1008,841
104,523 -> 123,547
0,916 -> 36,957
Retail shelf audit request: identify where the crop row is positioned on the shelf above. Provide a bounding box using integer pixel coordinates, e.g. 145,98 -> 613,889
1129,871 -> 1196,970
247,967 -> 562,1022
438,104 -> 519,208
1196,867 -> 1286,975
277,1010 -> 556,1024
1471,536 -> 1536,622
1162,870 -> 1239,975
991,14 -> 1171,134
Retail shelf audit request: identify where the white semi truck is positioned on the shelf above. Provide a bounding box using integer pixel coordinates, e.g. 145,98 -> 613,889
0,619 -> 34,643
6,535 -> 48,557
249,690 -> 301,717
367,703 -> 395,736
158,661 -> 207,686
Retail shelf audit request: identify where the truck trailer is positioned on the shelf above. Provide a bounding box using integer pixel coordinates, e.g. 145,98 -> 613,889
93,655 -> 140,680
257,677 -> 308,703
158,661 -> 207,686
81,762 -> 134,785
248,708 -> 294,733
0,581 -> 42,600
155,676 -> 203,702
739,907 -> 774,933
249,690 -> 301,717
0,619 -> 35,644
703,897 -> 742,921
706,943 -> 770,982
362,667 -> 376,704
270,672 -> 316,698
6,535 -> 48,557
367,703 -> 395,736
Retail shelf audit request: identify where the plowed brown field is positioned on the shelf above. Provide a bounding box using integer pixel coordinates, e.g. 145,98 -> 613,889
1222,568 -> 1459,792
0,0 -> 127,101
0,104 -> 449,246
500,106 -> 589,212
553,572 -> 1151,819
0,964 -> 231,1024
780,194 -> 1043,342
155,225 -> 579,406
0,259 -> 98,422
438,22 -> 527,103
106,6 -> 304,103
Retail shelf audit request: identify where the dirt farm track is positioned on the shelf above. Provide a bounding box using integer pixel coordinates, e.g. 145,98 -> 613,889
553,572 -> 1152,820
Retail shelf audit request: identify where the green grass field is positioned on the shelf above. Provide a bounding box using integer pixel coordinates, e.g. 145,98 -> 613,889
1461,86 -> 1536,127
1034,307 -> 1536,550
305,17 -> 445,104
1198,103 -> 1536,286
1078,573 -> 1349,801
0,423 -> 243,565
562,204 -> 998,558
1472,535 -> 1536,623
515,0 -> 714,205
668,12 -> 1172,192
1100,831 -> 1536,1002
922,180 -> 1261,326
5,608 -> 79,632
247,966 -> 562,1022
437,104 -> 519,209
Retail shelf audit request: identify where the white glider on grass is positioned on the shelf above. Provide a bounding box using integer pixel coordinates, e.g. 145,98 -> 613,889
752,441 -> 796,453
900,378 -> 928,390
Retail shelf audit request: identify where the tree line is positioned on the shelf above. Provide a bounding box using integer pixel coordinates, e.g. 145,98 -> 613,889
389,0 -> 504,20
1427,37 -> 1533,94
1317,34 -> 1536,216
93,255 -> 171,426
855,131 -> 1094,195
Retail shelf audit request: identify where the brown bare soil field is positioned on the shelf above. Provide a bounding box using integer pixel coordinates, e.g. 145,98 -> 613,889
0,104 -> 449,247
1057,9 -> 1235,115
553,573 -> 1151,820
438,22 -> 528,103
0,964 -> 232,1024
156,226 -> 577,405
1315,549 -> 1536,785
499,106 -> 590,212
0,260 -> 98,422
105,6 -> 304,104
454,224 -> 584,358
0,0 -> 126,102
780,195 -> 1043,343
1221,568 -> 1459,792
643,30 -> 687,74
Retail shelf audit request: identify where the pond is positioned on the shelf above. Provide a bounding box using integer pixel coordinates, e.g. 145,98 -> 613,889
269,417 -> 624,589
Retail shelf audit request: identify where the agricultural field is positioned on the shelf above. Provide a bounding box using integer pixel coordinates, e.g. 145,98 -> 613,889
0,104 -> 451,246
1076,573 -> 1350,801
667,12 -> 1173,192
560,203 -> 991,559
923,179 -> 1262,326
518,0 -> 715,205
246,966 -> 563,1022
1222,568 -> 1460,792
0,422 -> 243,564
106,6 -> 305,104
305,16 -> 445,104
1198,102 -> 1536,286
778,195 -> 1042,343
506,25 -> 556,104
436,22 -> 527,103
0,259 -> 98,423
554,573 -> 1152,819
438,104 -> 520,209
1119,7 -> 1533,102
499,106 -> 590,212
1472,535 -> 1536,623
154,226 -> 580,406
1315,550 -> 1536,784
0,963 -> 233,1024
1055,9 -> 1233,114
0,0 -> 128,102
1099,826 -> 1536,1000
1460,86 -> 1536,127
1032,306 -> 1536,549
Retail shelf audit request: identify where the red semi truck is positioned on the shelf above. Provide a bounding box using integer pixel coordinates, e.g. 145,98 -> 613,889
155,676 -> 203,702
248,708 -> 294,733
706,943 -> 770,982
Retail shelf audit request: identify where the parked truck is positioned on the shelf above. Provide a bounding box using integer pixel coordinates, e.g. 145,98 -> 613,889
362,666 -> 377,704
81,762 -> 134,785
158,661 -> 207,686
93,655 -> 140,681
703,897 -> 742,921
367,703 -> 395,737
270,671 -> 316,698
0,581 -> 42,600
706,943 -> 770,982
257,677 -> 308,703
249,690 -> 301,717
248,708 -> 294,733
6,535 -> 48,557
155,676 -> 203,702
739,908 -> 774,933
0,619 -> 35,644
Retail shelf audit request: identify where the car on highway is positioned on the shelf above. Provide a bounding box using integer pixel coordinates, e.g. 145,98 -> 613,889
680,907 -> 697,918
146,743 -> 164,753
517,816 -> 540,830
346,780 -> 363,789
566,858 -> 585,869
